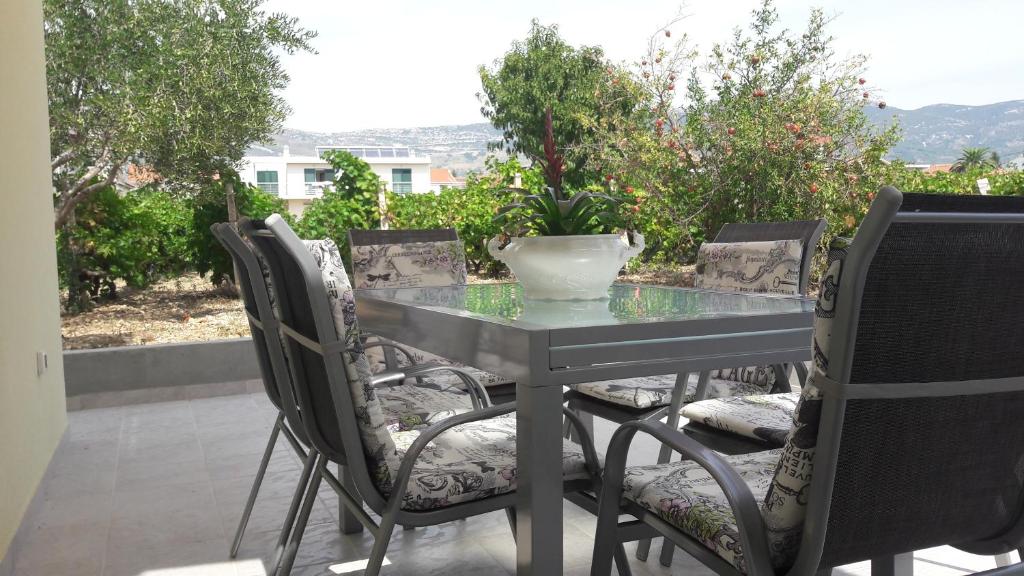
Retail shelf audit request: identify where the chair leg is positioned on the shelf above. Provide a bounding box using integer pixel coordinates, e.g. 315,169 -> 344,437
591,498 -> 621,575
571,411 -> 594,444
638,371 -> 694,561
271,450 -> 319,575
505,507 -> 517,543
340,464 -> 364,534
995,553 -> 1015,567
613,543 -> 634,576
365,508 -> 398,576
658,539 -> 675,567
870,552 -> 913,576
230,413 -> 283,558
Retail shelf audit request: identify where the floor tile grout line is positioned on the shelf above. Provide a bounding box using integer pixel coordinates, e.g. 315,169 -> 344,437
97,406 -> 126,576
186,395 -> 239,575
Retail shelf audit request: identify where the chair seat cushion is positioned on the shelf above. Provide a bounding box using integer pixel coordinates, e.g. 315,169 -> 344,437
680,393 -> 799,447
570,374 -> 770,409
367,339 -> 514,388
376,381 -> 475,431
391,415 -> 592,511
623,449 -> 782,574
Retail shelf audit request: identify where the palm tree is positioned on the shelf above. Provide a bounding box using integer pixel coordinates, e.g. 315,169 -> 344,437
952,147 -> 997,172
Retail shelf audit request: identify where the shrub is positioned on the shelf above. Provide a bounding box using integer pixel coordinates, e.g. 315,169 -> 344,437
190,180 -> 291,285
293,150 -> 384,263
589,0 -> 900,263
388,158 -> 532,274
59,186 -> 193,305
887,167 -> 1024,196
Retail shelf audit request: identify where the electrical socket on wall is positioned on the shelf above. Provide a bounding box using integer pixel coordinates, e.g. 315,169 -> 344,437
36,351 -> 48,377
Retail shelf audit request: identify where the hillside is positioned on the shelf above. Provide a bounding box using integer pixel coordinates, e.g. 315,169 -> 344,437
250,100 -> 1024,171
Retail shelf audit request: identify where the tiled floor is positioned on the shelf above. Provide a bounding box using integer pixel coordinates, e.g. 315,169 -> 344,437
9,392 -> 1017,575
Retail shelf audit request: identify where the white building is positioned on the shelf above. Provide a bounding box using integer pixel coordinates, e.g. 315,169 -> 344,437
239,145 -> 432,217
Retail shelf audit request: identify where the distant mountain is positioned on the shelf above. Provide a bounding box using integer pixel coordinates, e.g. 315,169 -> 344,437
247,124 -> 502,175
253,100 -> 1024,171
866,100 -> 1024,164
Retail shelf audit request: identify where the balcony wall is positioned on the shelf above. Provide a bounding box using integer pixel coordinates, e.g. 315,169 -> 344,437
0,0 -> 68,568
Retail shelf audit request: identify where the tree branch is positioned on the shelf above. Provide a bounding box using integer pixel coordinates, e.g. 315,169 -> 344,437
51,149 -> 77,171
53,155 -> 126,230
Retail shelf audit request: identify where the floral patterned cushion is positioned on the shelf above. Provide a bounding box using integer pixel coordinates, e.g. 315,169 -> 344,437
695,239 -> 803,391
391,415 -> 592,511
680,392 -> 800,447
570,374 -> 769,409
695,239 -> 803,295
352,240 -> 468,289
365,340 -> 514,388
304,239 -> 403,492
761,237 -> 849,569
376,381 -> 475,431
709,365 -> 778,388
623,449 -> 782,574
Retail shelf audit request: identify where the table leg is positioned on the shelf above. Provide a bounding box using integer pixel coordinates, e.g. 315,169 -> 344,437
871,552 -> 913,576
516,381 -> 565,575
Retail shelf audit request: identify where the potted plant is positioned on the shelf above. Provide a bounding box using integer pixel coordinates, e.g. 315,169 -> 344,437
488,107 -> 644,300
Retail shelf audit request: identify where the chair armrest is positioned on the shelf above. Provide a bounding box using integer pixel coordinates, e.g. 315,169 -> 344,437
601,419 -> 775,576
401,364 -> 491,410
363,340 -> 419,369
562,407 -> 602,479
771,364 -> 793,393
370,370 -> 408,387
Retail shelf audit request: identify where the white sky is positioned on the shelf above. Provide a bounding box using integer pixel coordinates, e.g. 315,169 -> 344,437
264,0 -> 1024,132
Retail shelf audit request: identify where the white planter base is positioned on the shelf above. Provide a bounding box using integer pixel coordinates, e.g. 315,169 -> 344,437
488,233 -> 644,300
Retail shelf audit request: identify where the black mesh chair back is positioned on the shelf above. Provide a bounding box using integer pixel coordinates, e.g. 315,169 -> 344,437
210,224 -> 282,410
210,223 -> 308,445
807,191 -> 1024,569
242,219 -> 356,469
712,219 -> 827,295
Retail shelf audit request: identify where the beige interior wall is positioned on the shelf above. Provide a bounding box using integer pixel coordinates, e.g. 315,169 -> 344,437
0,0 -> 69,560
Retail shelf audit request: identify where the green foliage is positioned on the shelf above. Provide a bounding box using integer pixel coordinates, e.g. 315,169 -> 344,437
494,188 -> 627,236
45,0 -> 316,228
387,159 -> 527,274
478,20 -> 639,188
58,187 -> 193,302
590,0 -> 900,262
887,166 -> 1024,196
952,147 -> 999,173
293,150 -> 383,261
190,181 -> 291,285
493,108 -> 634,237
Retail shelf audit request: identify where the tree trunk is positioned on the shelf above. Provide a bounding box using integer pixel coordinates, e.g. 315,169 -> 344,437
222,179 -> 240,296
225,180 -> 239,227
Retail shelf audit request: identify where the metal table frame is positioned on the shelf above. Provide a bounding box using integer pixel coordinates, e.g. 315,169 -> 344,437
356,283 -> 813,575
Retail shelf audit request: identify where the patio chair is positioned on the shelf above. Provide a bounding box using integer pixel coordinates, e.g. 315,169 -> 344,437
244,215 -> 623,576
682,192 -> 1024,452
564,219 -> 824,559
591,187 -> 1024,576
348,228 -> 516,401
564,219 -> 826,426
213,223 -> 490,569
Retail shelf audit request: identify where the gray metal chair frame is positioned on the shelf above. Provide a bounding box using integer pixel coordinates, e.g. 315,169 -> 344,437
565,219 -> 826,562
215,223 -> 484,575
243,215 -> 630,576
591,188 -> 1024,576
348,227 -> 518,402
211,223 -> 314,561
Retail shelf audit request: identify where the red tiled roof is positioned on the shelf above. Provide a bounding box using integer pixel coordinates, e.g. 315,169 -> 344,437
430,168 -> 458,183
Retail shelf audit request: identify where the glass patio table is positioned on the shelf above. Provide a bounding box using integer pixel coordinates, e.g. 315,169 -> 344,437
356,282 -> 815,575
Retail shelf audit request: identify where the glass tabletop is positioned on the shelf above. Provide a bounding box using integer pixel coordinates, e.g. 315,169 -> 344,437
357,282 -> 814,329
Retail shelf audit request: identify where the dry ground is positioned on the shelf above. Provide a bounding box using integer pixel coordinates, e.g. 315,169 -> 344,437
61,266 -> 697,350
